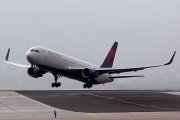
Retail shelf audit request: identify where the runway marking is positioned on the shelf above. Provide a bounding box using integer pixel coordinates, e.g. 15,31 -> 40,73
86,113 -> 97,117
80,92 -> 179,111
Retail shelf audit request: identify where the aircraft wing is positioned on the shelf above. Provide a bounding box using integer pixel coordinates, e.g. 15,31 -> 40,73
68,51 -> 176,75
5,48 -> 30,68
95,51 -> 176,75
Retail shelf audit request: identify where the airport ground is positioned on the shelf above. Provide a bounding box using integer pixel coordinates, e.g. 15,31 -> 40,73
0,90 -> 180,120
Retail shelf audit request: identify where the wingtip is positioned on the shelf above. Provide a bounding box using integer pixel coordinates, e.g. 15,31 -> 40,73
164,51 -> 176,65
5,48 -> 10,61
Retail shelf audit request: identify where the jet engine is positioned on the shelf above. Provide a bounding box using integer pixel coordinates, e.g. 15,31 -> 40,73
82,68 -> 98,79
27,67 -> 44,78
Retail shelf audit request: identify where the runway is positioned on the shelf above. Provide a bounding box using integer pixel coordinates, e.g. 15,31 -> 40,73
0,90 -> 180,120
17,90 -> 180,113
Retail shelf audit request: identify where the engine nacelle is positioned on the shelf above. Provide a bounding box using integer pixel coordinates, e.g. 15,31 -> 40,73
82,68 -> 98,79
27,67 -> 43,78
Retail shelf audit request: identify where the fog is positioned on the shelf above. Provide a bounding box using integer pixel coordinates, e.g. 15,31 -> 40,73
0,0 -> 179,90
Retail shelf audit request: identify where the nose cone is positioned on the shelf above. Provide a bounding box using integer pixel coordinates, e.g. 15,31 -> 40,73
26,51 -> 36,64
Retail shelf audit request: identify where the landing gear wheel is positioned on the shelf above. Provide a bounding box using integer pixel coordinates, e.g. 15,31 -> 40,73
55,83 -> 59,88
51,82 -> 61,88
51,83 -> 55,88
57,82 -> 61,87
83,83 -> 92,89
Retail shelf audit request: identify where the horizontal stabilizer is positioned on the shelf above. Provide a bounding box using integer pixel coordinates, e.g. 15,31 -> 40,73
109,75 -> 144,79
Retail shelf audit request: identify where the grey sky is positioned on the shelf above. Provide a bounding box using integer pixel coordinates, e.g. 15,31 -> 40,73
0,0 -> 179,90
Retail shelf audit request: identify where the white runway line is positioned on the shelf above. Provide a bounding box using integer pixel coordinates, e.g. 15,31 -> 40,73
163,92 -> 180,96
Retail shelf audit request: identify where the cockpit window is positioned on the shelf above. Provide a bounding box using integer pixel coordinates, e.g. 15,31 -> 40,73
30,49 -> 39,53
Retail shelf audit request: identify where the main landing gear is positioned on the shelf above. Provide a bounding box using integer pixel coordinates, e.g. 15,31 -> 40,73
51,74 -> 61,88
83,83 -> 92,89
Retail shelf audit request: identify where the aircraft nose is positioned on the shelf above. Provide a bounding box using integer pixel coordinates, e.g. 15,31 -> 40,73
26,51 -> 35,64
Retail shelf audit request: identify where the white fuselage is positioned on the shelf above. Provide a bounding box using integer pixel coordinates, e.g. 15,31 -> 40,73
26,46 -> 113,84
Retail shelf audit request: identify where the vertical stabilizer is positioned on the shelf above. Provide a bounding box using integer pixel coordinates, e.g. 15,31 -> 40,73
100,41 -> 118,68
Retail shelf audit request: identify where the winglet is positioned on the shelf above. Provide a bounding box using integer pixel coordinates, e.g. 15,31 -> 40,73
164,51 -> 176,65
5,48 -> 10,61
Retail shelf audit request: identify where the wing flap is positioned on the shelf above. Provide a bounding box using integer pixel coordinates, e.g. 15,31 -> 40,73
110,75 -> 144,78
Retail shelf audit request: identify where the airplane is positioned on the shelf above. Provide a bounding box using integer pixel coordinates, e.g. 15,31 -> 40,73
5,42 -> 176,88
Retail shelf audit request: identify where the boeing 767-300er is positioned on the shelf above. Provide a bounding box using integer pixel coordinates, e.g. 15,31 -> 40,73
5,42 -> 176,88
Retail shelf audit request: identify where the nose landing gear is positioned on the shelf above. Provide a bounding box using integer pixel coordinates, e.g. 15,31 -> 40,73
51,73 -> 61,88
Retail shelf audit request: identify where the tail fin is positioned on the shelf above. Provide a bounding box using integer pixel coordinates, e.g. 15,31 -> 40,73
100,41 -> 118,68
